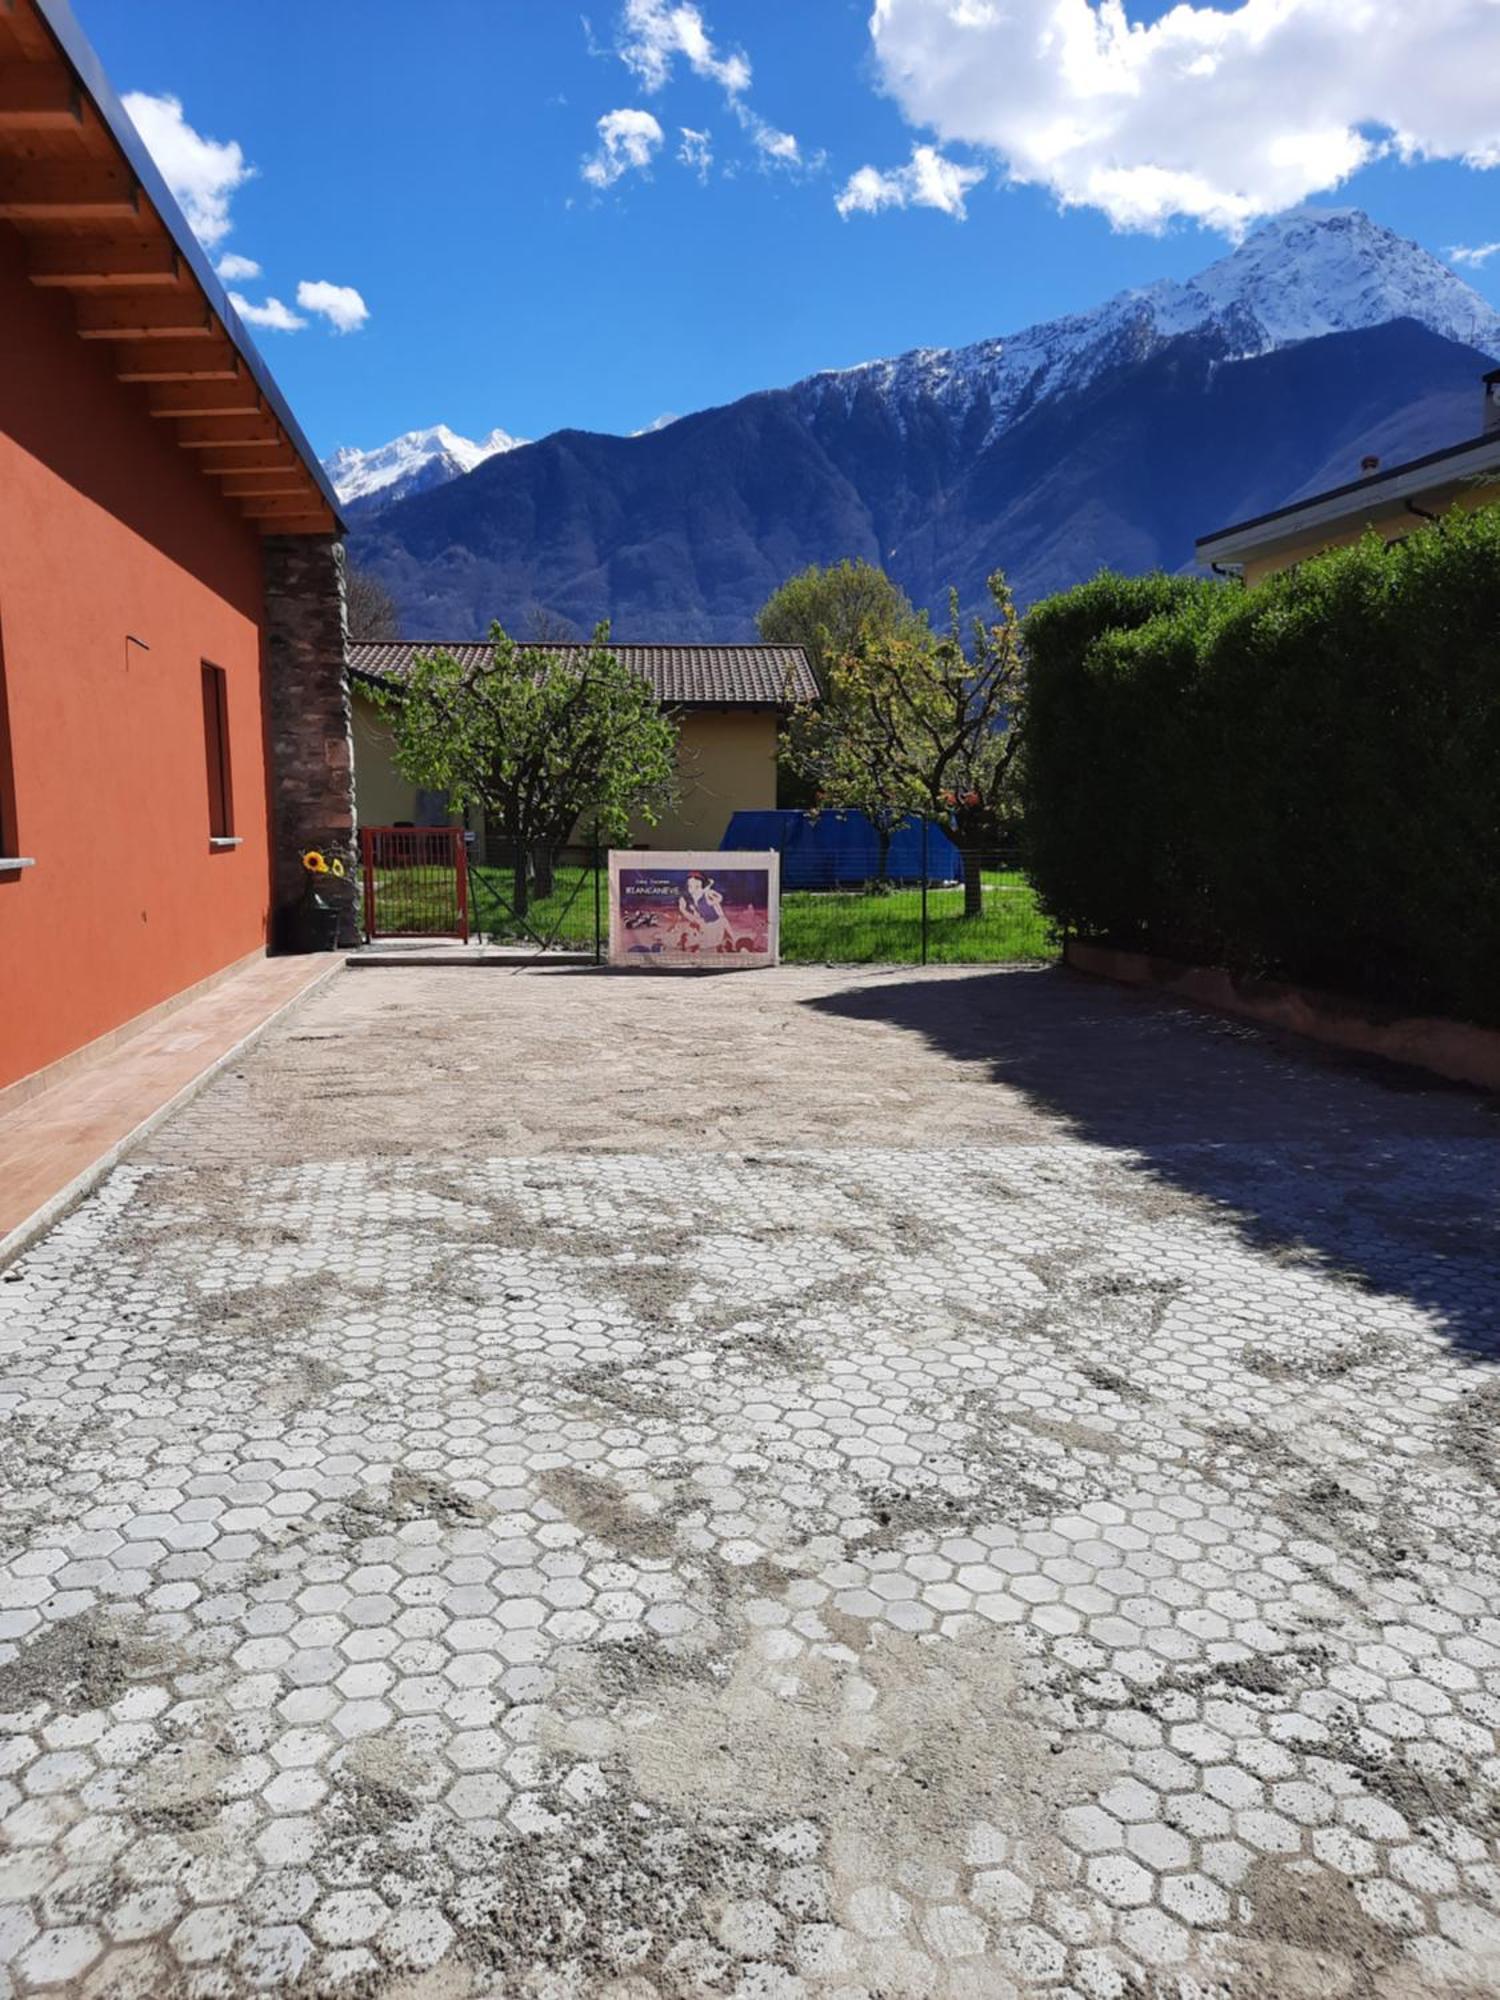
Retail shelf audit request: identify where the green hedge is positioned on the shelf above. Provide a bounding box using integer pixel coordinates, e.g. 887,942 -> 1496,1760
1020,508 -> 1500,1026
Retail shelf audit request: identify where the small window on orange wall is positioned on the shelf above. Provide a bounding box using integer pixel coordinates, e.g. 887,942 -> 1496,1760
201,663 -> 234,841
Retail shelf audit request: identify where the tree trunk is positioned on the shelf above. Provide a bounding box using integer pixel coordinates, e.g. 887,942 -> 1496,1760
959,841 -> 984,919
512,849 -> 530,919
875,822 -> 893,887
532,844 -> 555,900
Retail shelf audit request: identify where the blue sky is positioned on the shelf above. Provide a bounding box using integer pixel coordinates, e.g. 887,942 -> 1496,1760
74,0 -> 1500,458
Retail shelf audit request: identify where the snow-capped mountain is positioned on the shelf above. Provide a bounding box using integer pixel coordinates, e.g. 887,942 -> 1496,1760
342,213 -> 1496,533
324,424 -> 526,517
793,209 -> 1500,446
352,208 -> 1500,639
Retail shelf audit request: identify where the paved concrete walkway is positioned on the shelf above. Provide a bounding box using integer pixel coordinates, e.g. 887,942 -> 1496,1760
1,965 -> 1498,1999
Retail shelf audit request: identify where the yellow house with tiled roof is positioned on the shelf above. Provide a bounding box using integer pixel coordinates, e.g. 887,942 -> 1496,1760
1197,369 -> 1500,584
349,641 -> 817,852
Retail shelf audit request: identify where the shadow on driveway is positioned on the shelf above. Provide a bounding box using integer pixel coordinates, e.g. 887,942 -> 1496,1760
804,966 -> 1500,1363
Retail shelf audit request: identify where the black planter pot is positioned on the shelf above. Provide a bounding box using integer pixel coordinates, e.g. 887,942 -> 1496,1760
298,892 -> 342,953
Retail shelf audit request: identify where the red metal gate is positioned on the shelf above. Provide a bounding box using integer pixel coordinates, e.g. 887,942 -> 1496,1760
360,827 -> 470,943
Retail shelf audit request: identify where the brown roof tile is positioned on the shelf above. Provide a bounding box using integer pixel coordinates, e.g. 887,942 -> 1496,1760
349,641 -> 817,708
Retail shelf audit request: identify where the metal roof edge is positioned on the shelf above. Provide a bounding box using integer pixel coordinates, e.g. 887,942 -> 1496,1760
31,0 -> 346,532
1196,429 -> 1500,558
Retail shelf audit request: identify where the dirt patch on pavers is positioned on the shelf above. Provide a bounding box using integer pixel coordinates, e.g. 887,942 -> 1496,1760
1233,1858 -> 1426,1998
130,966 -> 1102,1168
618,1621 -> 1112,1843
533,1618 -> 1121,1992
339,1468 -> 494,1535
536,1465 -> 683,1563
0,1607 -> 182,1717
1444,1378 -> 1500,1487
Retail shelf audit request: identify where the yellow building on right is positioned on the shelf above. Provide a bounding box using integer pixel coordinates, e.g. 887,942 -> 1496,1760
1197,368 -> 1500,584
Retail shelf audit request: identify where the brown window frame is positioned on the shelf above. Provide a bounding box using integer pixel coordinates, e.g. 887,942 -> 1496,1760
200,662 -> 235,842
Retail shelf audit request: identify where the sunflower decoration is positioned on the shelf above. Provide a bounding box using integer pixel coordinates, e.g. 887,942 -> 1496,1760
301,849 -> 330,875
329,859 -> 346,879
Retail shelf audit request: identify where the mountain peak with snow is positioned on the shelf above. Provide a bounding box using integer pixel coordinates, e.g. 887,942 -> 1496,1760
338,209 -> 1500,528
795,207 -> 1500,444
1140,207 -> 1500,351
324,423 -> 527,514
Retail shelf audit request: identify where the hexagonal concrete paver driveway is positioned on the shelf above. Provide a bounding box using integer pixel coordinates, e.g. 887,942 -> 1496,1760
3,962 -> 1500,2000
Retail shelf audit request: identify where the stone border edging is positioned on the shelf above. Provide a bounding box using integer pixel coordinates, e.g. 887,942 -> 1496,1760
0,959 -> 343,1273
0,944 -> 269,1115
1064,940 -> 1500,1094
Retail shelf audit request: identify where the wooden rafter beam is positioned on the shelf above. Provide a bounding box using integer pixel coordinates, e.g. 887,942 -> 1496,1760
219,481 -> 311,500
196,448 -> 299,473
239,491 -> 324,514
0,2 -> 59,61
146,382 -> 263,419
76,294 -> 211,340
0,62 -> 82,130
175,415 -> 284,449
29,238 -> 181,289
211,464 -> 306,485
0,161 -> 136,220
116,339 -> 238,382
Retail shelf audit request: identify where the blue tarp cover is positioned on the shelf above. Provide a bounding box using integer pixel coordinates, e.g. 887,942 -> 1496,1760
722,810 -> 963,888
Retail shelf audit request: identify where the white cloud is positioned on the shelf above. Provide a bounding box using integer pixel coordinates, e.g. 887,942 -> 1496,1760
618,0 -> 750,95
215,251 -> 261,282
865,0 -> 1500,235
582,106 -> 666,187
1450,241 -> 1500,267
740,108 -> 808,171
678,126 -> 713,180
124,91 -> 370,341
122,90 -> 253,249
296,280 -> 370,334
230,290 -> 305,332
837,143 -> 983,220
607,1 -> 812,176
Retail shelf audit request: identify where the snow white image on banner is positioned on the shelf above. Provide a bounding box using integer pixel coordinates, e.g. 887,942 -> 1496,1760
608,851 -> 780,969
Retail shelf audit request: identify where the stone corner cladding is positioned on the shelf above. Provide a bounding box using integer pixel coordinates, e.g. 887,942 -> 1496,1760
262,535 -> 360,947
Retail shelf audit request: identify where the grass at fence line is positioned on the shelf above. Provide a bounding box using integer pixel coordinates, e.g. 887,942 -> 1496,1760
780,869 -> 1057,965
470,863 -> 597,946
364,861 -> 597,944
370,857 -> 1059,961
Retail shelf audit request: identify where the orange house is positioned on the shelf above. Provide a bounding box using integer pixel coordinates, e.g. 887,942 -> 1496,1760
0,0 -> 354,1096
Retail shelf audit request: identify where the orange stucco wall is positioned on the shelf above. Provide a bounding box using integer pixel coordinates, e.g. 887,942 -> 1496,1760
0,228 -> 272,1091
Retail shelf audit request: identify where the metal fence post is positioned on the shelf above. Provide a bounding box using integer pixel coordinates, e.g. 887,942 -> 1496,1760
593,823 -> 603,965
920,815 -> 930,967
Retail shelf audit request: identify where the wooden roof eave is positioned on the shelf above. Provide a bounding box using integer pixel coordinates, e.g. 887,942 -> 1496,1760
0,0 -> 344,539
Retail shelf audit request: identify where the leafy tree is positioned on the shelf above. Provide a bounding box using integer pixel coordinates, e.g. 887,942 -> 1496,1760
759,560 -> 926,811
758,558 -> 924,690
782,572 -> 1025,915
346,563 -> 401,642
374,623 -> 678,919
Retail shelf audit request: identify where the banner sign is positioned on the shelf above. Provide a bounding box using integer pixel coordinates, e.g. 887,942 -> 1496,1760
609,851 -> 780,969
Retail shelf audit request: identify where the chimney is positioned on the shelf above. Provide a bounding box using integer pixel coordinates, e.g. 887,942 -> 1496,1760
1484,369 -> 1500,436
1360,454 -> 1381,476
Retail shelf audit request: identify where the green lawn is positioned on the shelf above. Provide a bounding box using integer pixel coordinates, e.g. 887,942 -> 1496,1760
780,869 -> 1056,965
363,860 -> 598,949
369,859 -> 1056,964
469,863 -> 598,948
